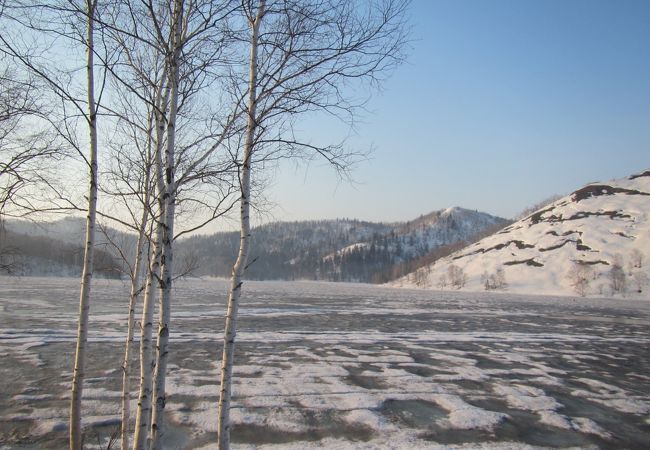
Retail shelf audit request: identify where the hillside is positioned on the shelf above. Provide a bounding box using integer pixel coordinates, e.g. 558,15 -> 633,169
177,208 -> 508,282
1,216 -> 135,277
0,224 -> 123,277
1,207 -> 507,282
394,170 -> 650,298
178,219 -> 393,281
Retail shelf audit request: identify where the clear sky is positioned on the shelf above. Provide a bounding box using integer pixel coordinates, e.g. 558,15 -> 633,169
263,0 -> 650,224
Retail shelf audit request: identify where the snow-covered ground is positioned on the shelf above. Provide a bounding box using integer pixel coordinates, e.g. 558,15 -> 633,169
1,277 -> 649,449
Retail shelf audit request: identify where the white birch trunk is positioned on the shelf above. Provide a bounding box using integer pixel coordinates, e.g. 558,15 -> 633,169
150,2 -> 182,446
217,3 -> 264,448
120,170 -> 151,450
131,227 -> 161,450
70,2 -> 97,448
132,74 -> 169,450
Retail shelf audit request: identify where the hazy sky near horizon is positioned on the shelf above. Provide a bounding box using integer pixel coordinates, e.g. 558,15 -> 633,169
262,0 -> 650,225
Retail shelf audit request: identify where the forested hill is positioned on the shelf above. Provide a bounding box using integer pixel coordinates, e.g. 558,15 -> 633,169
177,207 -> 509,282
1,208 -> 509,282
1,217 -> 125,278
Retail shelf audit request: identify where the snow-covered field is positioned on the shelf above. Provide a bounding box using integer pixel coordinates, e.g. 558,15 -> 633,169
1,277 -> 649,449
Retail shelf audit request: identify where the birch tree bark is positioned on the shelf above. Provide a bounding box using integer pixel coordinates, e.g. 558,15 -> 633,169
217,3 -> 264,449
131,208 -> 162,450
69,1 -> 98,448
150,0 -> 183,446
119,154 -> 152,450
132,68 -> 169,450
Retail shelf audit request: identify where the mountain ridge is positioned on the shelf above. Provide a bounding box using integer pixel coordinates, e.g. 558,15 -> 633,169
2,207 -> 509,282
177,206 -> 509,282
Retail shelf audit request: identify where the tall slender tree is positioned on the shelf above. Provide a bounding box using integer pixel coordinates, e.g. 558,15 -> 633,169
217,3 -> 264,448
113,108 -> 156,450
149,0 -> 183,446
216,1 -> 409,447
132,63 -> 169,450
69,1 -> 99,448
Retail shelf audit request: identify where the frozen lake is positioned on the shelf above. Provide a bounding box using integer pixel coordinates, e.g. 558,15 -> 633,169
1,276 -> 649,449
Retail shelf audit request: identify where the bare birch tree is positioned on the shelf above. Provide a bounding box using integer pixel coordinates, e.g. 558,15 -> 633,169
132,67 -> 169,450
217,1 -> 410,447
68,2 -> 100,448
149,0 -> 183,445
3,1 -> 240,447
217,4 -> 264,448
99,98 -> 158,450
0,65 -> 59,274
97,2 -> 240,448
1,1 -> 108,446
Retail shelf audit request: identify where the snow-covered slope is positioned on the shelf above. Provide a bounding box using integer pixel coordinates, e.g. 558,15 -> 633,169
318,207 -> 509,283
394,170 -> 650,298
327,207 -> 507,262
394,206 -> 508,257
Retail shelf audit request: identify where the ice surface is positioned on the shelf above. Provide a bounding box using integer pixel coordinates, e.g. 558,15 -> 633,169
1,276 -> 649,448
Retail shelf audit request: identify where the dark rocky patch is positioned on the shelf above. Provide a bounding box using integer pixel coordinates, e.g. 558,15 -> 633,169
571,184 -> 650,203
629,170 -> 650,180
497,225 -> 522,234
574,259 -> 610,266
536,210 -> 631,224
575,239 -> 592,251
503,258 -> 544,267
539,240 -> 574,252
566,210 -> 631,221
528,206 -> 556,225
546,230 -> 582,237
454,240 -> 535,260
538,237 -> 595,252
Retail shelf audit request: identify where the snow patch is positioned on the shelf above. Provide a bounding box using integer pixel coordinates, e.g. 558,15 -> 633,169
433,394 -> 507,430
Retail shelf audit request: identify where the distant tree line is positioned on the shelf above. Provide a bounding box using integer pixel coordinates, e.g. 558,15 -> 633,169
568,249 -> 647,297
176,218 -> 510,283
0,228 -> 122,277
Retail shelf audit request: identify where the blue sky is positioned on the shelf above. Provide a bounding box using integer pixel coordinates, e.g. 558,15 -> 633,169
265,0 -> 650,224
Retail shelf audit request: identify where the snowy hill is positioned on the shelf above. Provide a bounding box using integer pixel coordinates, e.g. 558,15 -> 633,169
2,217 -> 133,277
2,208 -> 507,282
5,216 -> 88,242
321,207 -> 509,283
326,207 -> 505,261
178,209 -> 508,282
394,170 -> 650,298
393,206 -> 508,256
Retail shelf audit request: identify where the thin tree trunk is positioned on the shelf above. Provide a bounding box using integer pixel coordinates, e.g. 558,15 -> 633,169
150,1 -> 182,446
217,3 -> 264,449
132,80 -> 169,450
70,2 -> 97,448
131,223 -> 161,450
120,167 -> 152,450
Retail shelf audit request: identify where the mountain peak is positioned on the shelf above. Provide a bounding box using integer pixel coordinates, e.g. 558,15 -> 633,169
441,206 -> 461,217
